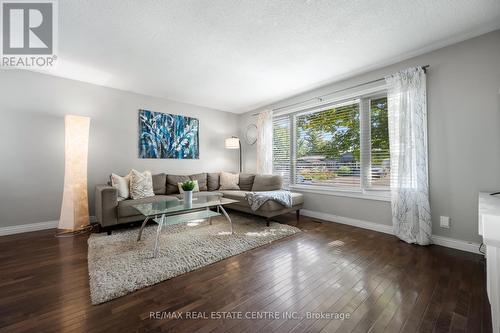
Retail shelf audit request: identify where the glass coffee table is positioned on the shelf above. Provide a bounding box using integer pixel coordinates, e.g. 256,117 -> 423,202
133,195 -> 238,258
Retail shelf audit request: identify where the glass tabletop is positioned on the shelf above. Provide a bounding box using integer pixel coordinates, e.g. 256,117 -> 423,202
132,195 -> 239,217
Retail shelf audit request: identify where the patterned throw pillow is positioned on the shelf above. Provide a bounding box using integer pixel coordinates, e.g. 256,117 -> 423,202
111,172 -> 132,201
129,169 -> 155,200
219,172 -> 240,190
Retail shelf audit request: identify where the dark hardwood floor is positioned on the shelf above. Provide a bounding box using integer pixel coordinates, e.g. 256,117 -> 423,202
0,213 -> 491,333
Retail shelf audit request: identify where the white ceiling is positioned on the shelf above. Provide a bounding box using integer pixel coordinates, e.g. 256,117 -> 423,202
38,0 -> 500,113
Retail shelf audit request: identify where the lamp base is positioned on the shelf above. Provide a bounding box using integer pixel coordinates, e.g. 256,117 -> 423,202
55,224 -> 94,238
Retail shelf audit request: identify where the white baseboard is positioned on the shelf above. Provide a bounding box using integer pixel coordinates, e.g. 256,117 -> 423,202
431,235 -> 481,254
0,216 -> 97,236
0,220 -> 58,236
301,209 -> 481,254
301,209 -> 394,235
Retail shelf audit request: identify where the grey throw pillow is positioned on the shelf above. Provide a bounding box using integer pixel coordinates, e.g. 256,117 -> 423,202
189,173 -> 208,191
152,173 -> 167,195
207,173 -> 220,192
239,174 -> 256,191
166,174 -> 190,194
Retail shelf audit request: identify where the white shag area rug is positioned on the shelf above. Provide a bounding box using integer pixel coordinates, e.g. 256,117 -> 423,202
88,213 -> 300,304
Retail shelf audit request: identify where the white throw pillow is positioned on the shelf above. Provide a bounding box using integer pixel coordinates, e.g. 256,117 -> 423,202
129,169 -> 155,200
178,180 -> 200,193
219,172 -> 240,190
111,172 -> 131,201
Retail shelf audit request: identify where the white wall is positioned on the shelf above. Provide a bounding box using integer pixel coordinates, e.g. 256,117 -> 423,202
0,71 -> 240,227
240,30 -> 500,244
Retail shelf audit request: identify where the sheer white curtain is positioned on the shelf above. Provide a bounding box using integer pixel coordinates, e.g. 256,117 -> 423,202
256,110 -> 273,174
385,67 -> 432,245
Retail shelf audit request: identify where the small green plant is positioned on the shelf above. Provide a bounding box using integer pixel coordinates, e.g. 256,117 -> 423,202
181,180 -> 196,191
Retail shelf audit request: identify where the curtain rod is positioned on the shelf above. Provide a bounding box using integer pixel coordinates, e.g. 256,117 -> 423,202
252,65 -> 429,116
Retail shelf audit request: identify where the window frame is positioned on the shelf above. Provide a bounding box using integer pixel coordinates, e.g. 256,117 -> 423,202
364,93 -> 391,192
273,87 -> 391,201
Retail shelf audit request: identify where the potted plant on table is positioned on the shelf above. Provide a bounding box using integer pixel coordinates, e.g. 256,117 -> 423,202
181,180 -> 196,205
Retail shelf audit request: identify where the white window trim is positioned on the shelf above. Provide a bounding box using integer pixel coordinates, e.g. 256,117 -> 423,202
273,83 -> 388,118
290,184 -> 391,202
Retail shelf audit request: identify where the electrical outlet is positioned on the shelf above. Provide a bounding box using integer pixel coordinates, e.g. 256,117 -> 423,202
440,216 -> 450,228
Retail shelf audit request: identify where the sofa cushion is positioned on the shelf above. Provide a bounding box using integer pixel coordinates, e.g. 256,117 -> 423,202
118,195 -> 179,218
221,190 -> 303,212
252,175 -> 282,191
166,175 -> 190,194
152,173 -> 167,195
219,190 -> 250,201
207,173 -> 220,192
258,192 -> 303,211
239,174 -> 255,191
189,173 -> 207,191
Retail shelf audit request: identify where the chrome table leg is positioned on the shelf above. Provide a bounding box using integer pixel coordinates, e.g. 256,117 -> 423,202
207,207 -> 212,225
153,214 -> 165,258
218,205 -> 233,234
137,216 -> 151,241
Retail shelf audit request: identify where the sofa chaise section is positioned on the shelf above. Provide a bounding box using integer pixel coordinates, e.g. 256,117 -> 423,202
220,190 -> 304,223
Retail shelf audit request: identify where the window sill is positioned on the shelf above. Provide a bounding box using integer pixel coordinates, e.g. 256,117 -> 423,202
289,184 -> 391,202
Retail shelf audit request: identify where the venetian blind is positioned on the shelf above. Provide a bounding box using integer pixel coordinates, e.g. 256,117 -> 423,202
272,116 -> 291,189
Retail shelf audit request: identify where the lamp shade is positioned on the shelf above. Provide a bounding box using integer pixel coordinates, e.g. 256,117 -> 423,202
225,137 -> 240,149
59,115 -> 91,231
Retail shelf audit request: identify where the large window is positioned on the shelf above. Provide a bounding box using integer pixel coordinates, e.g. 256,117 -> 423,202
273,93 -> 390,193
296,100 -> 361,188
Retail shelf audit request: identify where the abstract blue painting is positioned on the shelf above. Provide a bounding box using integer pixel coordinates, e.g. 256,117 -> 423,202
139,109 -> 199,159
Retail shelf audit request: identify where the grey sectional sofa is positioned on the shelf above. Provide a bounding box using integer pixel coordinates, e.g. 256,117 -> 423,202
95,173 -> 304,233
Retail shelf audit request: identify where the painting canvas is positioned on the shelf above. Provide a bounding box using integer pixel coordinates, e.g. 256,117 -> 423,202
139,109 -> 199,159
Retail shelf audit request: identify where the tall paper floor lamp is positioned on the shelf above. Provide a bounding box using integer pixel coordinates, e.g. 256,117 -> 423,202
58,115 -> 91,234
